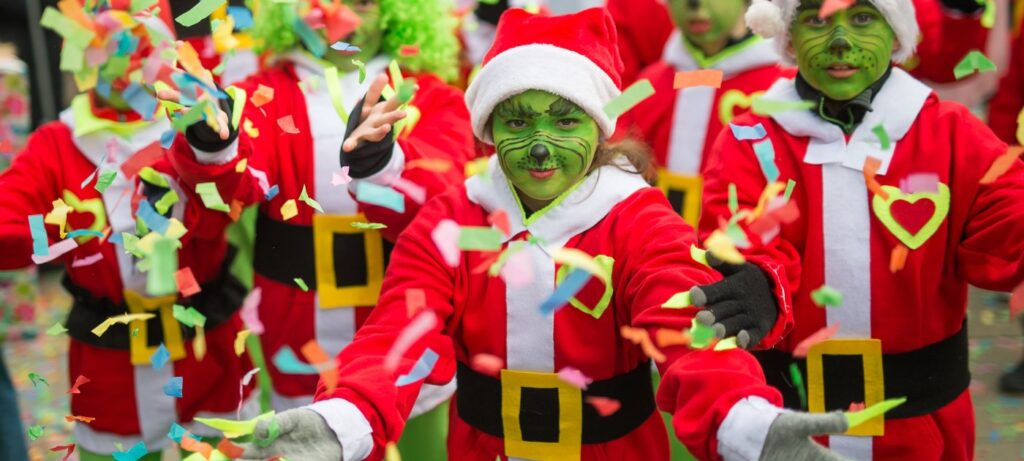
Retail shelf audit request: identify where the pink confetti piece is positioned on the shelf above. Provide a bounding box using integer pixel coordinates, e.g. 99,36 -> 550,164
431,219 -> 461,267
792,324 -> 841,358
819,0 -> 856,18
557,367 -> 593,390
239,287 -> 265,335
500,250 -> 533,288
71,253 -> 104,268
899,173 -> 940,195
384,310 -> 438,373
331,166 -> 352,186
470,353 -> 504,377
391,177 -> 427,204
32,239 -> 79,264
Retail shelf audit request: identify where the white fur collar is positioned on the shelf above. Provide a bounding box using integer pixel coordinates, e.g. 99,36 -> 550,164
465,155 -> 649,245
662,32 -> 780,77
761,67 -> 932,176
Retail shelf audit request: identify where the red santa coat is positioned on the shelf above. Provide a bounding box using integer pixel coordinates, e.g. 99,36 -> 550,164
309,157 -> 794,461
619,35 -> 789,224
231,52 -> 475,409
702,68 -> 1024,460
0,96 -> 262,454
988,30 -> 1024,144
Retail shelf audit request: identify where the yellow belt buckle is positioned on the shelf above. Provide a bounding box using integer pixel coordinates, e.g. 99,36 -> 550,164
313,213 -> 385,309
124,289 -> 184,366
500,369 -> 583,461
806,338 -> 885,436
656,169 -> 703,226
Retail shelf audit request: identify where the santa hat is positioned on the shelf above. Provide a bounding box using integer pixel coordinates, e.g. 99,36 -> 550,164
464,8 -> 623,144
745,0 -> 918,64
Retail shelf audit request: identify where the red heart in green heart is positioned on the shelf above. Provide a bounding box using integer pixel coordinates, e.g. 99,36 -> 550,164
890,199 -> 935,235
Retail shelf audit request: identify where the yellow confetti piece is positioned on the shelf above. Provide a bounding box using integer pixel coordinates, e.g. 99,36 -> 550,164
713,337 -> 739,351
661,292 -> 692,309
242,118 -> 259,138
193,325 -> 207,361
234,329 -> 251,357
690,244 -> 708,267
464,157 -> 490,178
385,443 -> 402,461
551,248 -> 611,284
704,230 -> 745,264
193,411 -> 275,438
235,157 -> 248,173
1016,107 -> 1024,146
91,313 -> 156,337
280,199 -> 298,221
45,199 -> 72,238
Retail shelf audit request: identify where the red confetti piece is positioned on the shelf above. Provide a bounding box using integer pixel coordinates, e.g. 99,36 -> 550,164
217,439 -> 245,458
120,142 -> 163,179
49,444 -> 75,461
792,324 -> 840,358
487,209 -> 511,236
175,267 -> 201,297
819,0 -> 856,18
399,45 -> 420,56
68,375 -> 91,394
586,396 -> 622,417
277,115 -> 300,134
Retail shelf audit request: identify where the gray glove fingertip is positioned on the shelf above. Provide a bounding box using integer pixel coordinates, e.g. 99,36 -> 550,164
712,323 -> 727,339
737,330 -> 752,349
695,309 -> 716,327
689,286 -> 708,307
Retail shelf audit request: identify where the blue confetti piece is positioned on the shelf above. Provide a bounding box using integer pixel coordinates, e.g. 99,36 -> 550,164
115,31 -> 140,56
396,348 -> 439,386
729,123 -> 768,141
355,182 -> 406,213
538,268 -> 591,315
108,233 -> 124,245
123,83 -> 158,120
29,214 -> 48,257
112,441 -> 148,461
137,200 -> 171,235
272,347 -> 319,375
330,41 -> 362,55
167,422 -> 201,443
160,129 -> 177,149
753,139 -> 780,183
227,6 -> 253,30
150,343 -> 170,369
66,229 -> 104,239
265,184 -> 280,201
180,72 -> 227,100
163,376 -> 183,398
96,79 -> 111,98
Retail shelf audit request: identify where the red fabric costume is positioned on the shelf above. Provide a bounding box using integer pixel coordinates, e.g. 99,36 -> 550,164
702,68 -> 1024,460
0,96 -> 261,454
228,53 -> 475,409
988,30 -> 1024,144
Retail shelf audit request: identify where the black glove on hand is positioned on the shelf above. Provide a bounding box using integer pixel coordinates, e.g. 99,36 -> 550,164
340,95 -> 396,179
184,95 -> 238,152
689,253 -> 778,349
940,0 -> 985,14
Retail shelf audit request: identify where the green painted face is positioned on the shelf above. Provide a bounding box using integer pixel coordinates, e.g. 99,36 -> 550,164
326,0 -> 384,71
668,0 -> 747,55
490,90 -> 600,211
790,1 -> 897,101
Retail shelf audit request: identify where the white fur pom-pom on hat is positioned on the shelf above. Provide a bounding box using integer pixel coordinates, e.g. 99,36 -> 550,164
745,0 -> 786,39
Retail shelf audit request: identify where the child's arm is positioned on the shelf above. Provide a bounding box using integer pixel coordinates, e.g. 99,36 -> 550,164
908,0 -> 989,83
0,124 -> 64,270
987,33 -> 1024,145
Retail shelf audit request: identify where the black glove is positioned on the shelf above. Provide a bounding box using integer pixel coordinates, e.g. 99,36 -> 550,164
689,253 -> 778,349
340,95 -> 396,179
184,95 -> 239,152
939,0 -> 985,14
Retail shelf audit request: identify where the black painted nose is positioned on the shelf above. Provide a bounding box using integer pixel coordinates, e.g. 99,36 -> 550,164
829,36 -> 851,54
530,144 -> 550,163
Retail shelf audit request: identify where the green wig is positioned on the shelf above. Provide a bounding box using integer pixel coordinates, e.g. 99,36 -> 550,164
249,0 -> 460,82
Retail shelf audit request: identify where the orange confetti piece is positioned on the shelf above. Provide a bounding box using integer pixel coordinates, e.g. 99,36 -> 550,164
654,328 -> 691,348
470,353 -> 505,377
175,267 -> 201,297
180,435 -> 214,459
863,156 -> 889,200
217,438 -> 245,458
300,339 -> 331,366
251,84 -> 275,108
277,115 -> 300,134
585,396 -> 622,416
471,251 -> 502,274
848,402 -> 866,411
406,158 -> 454,173
979,146 -> 1024,184
890,244 -> 909,273
487,209 -> 512,236
673,69 -> 723,89
819,0 -> 856,18
64,415 -> 95,424
792,324 -> 840,358
620,326 -> 667,363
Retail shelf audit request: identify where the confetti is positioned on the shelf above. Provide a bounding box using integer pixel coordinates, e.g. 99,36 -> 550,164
95,170 -> 117,193
65,415 -> 96,424
175,267 -> 201,297
351,222 -> 387,230
120,142 -> 163,179
49,444 -> 75,461
28,214 -> 48,257
863,156 -> 888,200
330,41 -> 362,55
113,441 -> 147,461
620,326 -> 667,363
539,268 -> 591,315
217,439 -> 245,458
194,411 -> 276,439
690,244 -> 709,266
280,199 -> 298,220
298,185 -> 324,213
661,292 -> 692,309
396,348 -> 439,386
234,330 -> 251,357
431,219 -> 461,267
150,343 -> 170,369
655,329 -> 690,348
846,397 -> 907,428
176,0 -> 227,27
325,66 -> 349,123
818,0 -> 855,18
294,277 -> 309,291
673,69 -> 723,89
68,375 -> 91,394
753,139 -> 780,183
899,172 -> 940,195
487,209 -> 512,236
399,44 -> 420,56
196,182 -> 231,212
890,243 -> 909,273
227,5 -> 254,29
792,324 -> 841,358
689,321 -> 716,349
603,79 -> 655,119
273,346 -> 319,374
586,396 -> 621,416
384,310 -> 438,372
240,287 -> 265,334
31,238 -> 79,265
790,363 -> 807,409
163,376 -> 184,398
953,50 -> 998,80
752,97 -> 815,116
470,353 -> 504,377
556,367 -> 593,390
251,84 -> 275,107
810,285 -> 844,307
91,314 -> 155,337
730,123 -> 767,141
355,182 -> 406,213
332,166 -> 352,186
265,184 -> 280,201
979,147 -> 1024,184
29,372 -> 48,387
28,425 -> 44,440
391,177 -> 427,204
277,115 -> 300,134
458,226 -> 504,251
46,322 -> 68,336
872,123 -> 891,150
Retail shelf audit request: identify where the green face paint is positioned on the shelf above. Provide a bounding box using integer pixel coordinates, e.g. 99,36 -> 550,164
490,90 -> 600,211
790,1 -> 897,101
326,0 -> 384,71
668,0 -> 747,55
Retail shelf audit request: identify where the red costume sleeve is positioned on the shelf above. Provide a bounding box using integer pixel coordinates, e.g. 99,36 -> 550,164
606,0 -> 674,85
987,32 -> 1024,144
907,0 -> 989,83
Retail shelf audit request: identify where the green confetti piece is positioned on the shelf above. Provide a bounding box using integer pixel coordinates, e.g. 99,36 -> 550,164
713,337 -> 738,351
46,322 -> 68,336
783,179 -> 797,202
139,167 -> 169,187
294,278 -> 309,292
28,373 -> 49,388
131,0 -> 159,14
728,183 -> 739,215
352,59 -> 366,84
810,285 -> 844,307
255,418 -> 281,448
100,56 -> 130,81
173,304 -> 207,328
396,80 -> 416,105
324,66 -> 349,124
195,182 -> 231,212
953,50 -> 997,80
981,0 -> 995,28
194,411 -> 276,438
661,292 -> 692,309
226,86 -> 246,130
27,425 -> 44,441
690,244 -> 709,267
457,227 -> 504,251
846,397 -> 907,428
298,186 -> 324,214
689,321 -> 716,349
132,328 -> 139,337
872,123 -> 891,150
751,96 -> 815,116
175,0 -> 226,27
351,222 -> 387,230
154,189 -> 180,215
172,100 -> 210,131
146,237 -> 178,296
603,79 -> 655,119
95,170 -> 117,193
388,60 -> 404,89
39,7 -> 96,44
790,363 -> 807,409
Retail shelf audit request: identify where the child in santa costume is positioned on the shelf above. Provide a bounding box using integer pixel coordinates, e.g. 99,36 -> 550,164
233,8 -> 869,461
608,0 -> 989,86
618,0 -> 789,226
701,0 -> 1024,459
0,4 -> 261,459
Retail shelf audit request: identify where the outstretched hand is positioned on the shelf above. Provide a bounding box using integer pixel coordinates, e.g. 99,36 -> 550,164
342,74 -> 411,153
759,412 -> 851,461
236,408 -> 343,461
689,253 -> 778,349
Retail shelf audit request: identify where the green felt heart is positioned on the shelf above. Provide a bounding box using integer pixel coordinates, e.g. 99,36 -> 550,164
556,254 -> 615,320
871,184 -> 950,250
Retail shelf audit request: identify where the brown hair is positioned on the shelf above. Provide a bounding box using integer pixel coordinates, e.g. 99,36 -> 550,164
588,137 -> 657,185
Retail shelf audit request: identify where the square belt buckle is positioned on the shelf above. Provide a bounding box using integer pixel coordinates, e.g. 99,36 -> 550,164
500,369 -> 583,461
656,169 -> 702,226
312,213 -> 385,309
806,338 -> 885,436
124,289 -> 183,366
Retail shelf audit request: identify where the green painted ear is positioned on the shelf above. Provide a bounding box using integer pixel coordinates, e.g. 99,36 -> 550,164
871,184 -> 950,250
556,254 -> 615,319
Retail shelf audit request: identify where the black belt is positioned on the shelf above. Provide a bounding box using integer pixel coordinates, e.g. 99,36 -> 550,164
455,361 -> 656,444
754,323 -> 970,419
252,212 -> 393,289
64,247 -> 246,350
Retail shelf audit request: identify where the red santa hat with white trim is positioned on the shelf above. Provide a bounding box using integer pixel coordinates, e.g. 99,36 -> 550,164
745,0 -> 919,64
464,7 -> 623,144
